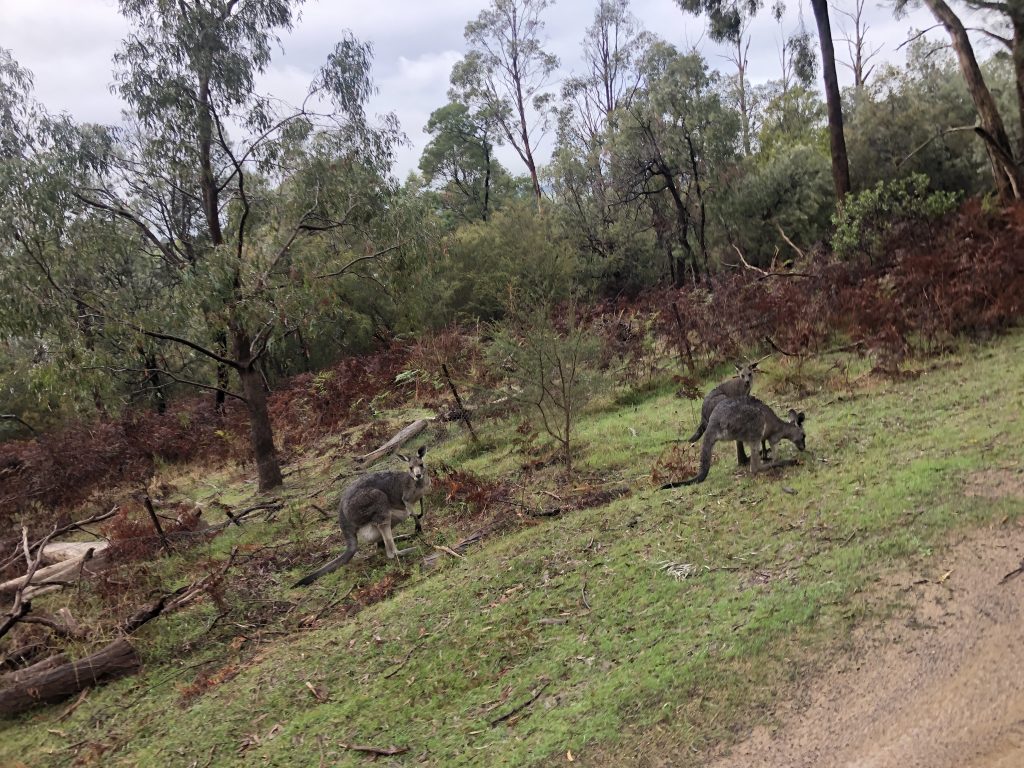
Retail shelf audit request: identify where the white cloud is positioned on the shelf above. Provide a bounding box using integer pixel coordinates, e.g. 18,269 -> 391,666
1,0 -> 945,176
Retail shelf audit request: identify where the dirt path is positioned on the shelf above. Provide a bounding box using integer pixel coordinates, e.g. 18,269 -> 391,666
711,518 -> 1024,768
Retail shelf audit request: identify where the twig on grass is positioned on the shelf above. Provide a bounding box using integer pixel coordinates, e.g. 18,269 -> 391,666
489,680 -> 551,726
339,743 -> 409,757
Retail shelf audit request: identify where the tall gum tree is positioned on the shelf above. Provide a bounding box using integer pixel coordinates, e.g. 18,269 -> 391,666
5,3 -> 400,492
451,0 -> 559,206
676,0 -> 850,201
898,0 -> 1023,201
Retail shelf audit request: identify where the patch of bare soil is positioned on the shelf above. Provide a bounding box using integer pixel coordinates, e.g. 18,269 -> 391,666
964,467 -> 1024,501
710,523 -> 1024,768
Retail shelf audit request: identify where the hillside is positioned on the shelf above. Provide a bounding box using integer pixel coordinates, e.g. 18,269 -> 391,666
0,328 -> 1021,767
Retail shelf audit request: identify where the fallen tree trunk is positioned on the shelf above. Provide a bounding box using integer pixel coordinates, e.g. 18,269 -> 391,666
38,541 -> 109,565
0,548 -> 104,597
357,419 -> 430,467
0,638 -> 139,717
0,652 -> 69,689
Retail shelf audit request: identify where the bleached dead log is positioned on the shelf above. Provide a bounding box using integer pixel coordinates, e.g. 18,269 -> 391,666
356,419 -> 430,466
38,541 -> 109,565
0,639 -> 140,716
0,547 -> 104,596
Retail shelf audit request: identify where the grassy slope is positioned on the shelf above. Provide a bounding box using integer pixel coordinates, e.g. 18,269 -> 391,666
2,332 -> 1022,767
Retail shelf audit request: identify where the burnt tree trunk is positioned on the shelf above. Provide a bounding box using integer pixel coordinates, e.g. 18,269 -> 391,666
810,0 -> 851,203
0,639 -> 139,717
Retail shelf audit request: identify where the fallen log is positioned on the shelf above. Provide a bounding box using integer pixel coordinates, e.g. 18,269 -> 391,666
38,541 -> 109,565
0,638 -> 140,717
0,652 -> 69,689
0,547 -> 103,596
357,419 -> 430,466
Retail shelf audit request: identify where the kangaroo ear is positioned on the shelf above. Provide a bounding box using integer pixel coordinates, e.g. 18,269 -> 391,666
788,409 -> 799,423
417,445 -> 427,458
734,363 -> 743,373
797,411 -> 805,425
397,453 -> 409,463
750,361 -> 759,370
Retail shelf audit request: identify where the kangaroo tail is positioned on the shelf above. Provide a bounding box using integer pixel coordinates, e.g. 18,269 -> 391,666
685,420 -> 706,443
660,437 -> 715,489
293,511 -> 358,588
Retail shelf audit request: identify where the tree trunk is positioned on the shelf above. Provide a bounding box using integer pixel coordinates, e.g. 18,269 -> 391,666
0,639 -> 139,716
923,0 -> 1022,202
1009,16 -> 1024,160
810,0 -> 851,203
234,331 -> 282,492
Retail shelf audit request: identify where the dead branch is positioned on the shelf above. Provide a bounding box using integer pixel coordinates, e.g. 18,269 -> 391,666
0,653 -> 69,689
1,526 -> 57,640
356,419 -> 430,466
489,680 -> 551,726
670,302 -> 696,374
0,547 -> 101,597
421,528 -> 487,571
121,547 -> 238,634
339,743 -> 409,757
0,508 -> 115,573
142,494 -> 172,554
999,557 -> 1024,585
774,222 -> 807,261
441,363 -> 478,443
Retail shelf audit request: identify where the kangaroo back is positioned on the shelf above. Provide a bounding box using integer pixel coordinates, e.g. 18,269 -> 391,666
688,363 -> 758,443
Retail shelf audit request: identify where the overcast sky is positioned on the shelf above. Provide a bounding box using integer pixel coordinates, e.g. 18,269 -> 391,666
3,0 -> 939,178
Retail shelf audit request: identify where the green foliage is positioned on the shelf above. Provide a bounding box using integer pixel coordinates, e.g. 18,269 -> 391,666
832,173 -> 960,261
487,292 -> 600,473
717,145 -> 833,266
419,101 -> 517,226
411,201 -> 576,325
757,85 -> 827,159
843,41 -> 990,194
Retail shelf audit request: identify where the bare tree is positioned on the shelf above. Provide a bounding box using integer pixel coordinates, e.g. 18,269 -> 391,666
833,0 -> 883,88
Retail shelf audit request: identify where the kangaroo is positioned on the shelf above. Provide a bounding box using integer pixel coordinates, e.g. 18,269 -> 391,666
687,362 -> 763,464
293,446 -> 430,587
663,397 -> 805,488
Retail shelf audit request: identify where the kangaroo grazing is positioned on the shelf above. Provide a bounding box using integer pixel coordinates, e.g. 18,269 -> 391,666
663,397 -> 805,488
293,446 -> 430,587
687,362 -> 763,464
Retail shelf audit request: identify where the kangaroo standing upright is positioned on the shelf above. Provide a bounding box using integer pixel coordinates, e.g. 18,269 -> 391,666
688,362 -> 762,464
293,446 -> 430,587
663,397 -> 805,488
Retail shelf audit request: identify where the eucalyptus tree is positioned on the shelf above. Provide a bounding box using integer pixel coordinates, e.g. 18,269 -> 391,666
419,101 -> 513,224
5,3 -> 400,491
552,0 -> 652,289
676,0 -> 849,201
451,0 -> 559,204
612,45 -> 740,285
897,0 -> 1023,201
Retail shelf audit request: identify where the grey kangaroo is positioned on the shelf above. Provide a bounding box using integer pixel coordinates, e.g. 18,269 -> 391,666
663,397 -> 805,488
293,446 -> 430,587
687,362 -> 764,465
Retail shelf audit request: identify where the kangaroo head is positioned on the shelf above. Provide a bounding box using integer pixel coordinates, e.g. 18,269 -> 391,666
734,362 -> 758,389
786,409 -> 806,451
397,445 -> 427,481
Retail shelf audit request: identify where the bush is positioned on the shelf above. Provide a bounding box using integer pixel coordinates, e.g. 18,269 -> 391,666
832,174 -> 959,262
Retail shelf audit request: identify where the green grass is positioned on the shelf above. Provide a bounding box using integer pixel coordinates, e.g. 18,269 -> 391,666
2,331 -> 1022,767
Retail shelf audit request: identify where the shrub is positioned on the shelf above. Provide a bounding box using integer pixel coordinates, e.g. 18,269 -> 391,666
832,173 -> 959,262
